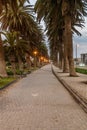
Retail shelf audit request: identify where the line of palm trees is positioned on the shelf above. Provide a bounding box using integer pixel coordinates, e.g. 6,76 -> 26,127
35,0 -> 87,76
0,0 -> 48,77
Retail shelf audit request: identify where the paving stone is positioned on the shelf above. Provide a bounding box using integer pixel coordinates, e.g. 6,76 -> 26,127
0,65 -> 87,130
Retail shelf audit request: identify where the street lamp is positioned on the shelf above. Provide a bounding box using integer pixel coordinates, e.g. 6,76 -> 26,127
33,50 -> 38,68
76,44 -> 79,65
33,51 -> 38,56
40,56 -> 44,66
40,56 -> 44,61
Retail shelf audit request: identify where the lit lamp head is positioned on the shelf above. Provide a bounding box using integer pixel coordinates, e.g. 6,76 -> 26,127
44,58 -> 46,62
44,58 -> 49,63
40,56 -> 44,60
33,51 -> 38,56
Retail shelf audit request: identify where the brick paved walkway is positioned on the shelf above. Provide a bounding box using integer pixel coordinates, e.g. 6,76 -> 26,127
52,65 -> 87,101
0,64 -> 87,130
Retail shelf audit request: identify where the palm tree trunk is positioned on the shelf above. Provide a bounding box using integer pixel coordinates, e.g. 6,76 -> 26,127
25,53 -> 31,69
53,50 -> 58,66
63,31 -> 69,72
18,55 -> 23,71
9,55 -> 16,76
11,62 -> 16,77
63,30 -> 69,73
16,33 -> 23,71
64,15 -> 77,76
0,0 -> 7,77
58,32 -> 64,69
62,0 -> 77,76
59,44 -> 63,69
63,54 -> 69,72
0,35 -> 7,77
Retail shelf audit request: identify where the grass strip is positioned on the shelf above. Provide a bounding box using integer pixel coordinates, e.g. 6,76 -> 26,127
0,77 -> 16,89
75,68 -> 87,74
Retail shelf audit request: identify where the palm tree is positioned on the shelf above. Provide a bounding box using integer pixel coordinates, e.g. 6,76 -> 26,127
0,0 -> 29,10
0,0 -> 29,77
35,0 -> 87,76
0,34 -> 8,77
0,0 -> 45,52
35,0 -> 65,69
0,0 -> 45,76
2,31 -> 29,74
0,1 -> 7,77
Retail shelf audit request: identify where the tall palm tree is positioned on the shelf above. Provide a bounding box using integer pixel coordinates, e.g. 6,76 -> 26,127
61,0 -> 87,76
0,34 -> 8,77
0,0 -> 45,52
0,0 -> 45,76
0,1 -> 7,77
0,0 -> 29,77
35,0 -> 87,76
2,31 -> 30,73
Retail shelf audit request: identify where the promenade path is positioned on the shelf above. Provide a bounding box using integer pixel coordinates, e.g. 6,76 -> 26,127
0,64 -> 87,130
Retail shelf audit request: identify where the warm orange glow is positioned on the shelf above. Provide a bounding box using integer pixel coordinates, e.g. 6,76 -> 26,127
33,51 -> 38,56
40,56 -> 49,63
40,56 -> 44,60
44,58 -> 49,63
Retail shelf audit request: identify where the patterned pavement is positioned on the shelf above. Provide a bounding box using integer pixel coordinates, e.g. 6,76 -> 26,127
0,64 -> 87,130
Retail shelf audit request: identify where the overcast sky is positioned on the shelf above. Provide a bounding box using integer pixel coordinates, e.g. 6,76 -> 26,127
30,0 -> 87,58
30,0 -> 36,5
73,17 -> 87,58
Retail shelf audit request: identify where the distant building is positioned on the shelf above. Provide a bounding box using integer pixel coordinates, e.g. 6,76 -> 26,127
81,53 -> 87,65
74,58 -> 81,65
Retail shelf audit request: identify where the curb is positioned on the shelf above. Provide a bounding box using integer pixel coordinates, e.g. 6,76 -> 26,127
52,66 -> 87,113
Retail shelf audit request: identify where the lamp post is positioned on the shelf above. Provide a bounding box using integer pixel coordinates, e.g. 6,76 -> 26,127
40,56 -> 44,66
33,51 -> 38,68
76,44 -> 79,65
76,44 -> 77,64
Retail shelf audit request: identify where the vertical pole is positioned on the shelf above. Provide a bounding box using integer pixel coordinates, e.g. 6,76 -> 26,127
33,51 -> 38,69
76,44 -> 77,65
34,55 -> 36,69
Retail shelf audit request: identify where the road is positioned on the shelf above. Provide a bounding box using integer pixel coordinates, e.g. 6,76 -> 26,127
0,64 -> 87,130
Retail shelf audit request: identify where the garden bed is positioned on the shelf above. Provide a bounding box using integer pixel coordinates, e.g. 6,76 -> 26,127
0,77 -> 16,89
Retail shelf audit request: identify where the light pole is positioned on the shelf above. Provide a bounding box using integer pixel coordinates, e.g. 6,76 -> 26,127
76,44 -> 77,63
76,44 -> 79,65
33,50 -> 38,69
40,56 -> 44,66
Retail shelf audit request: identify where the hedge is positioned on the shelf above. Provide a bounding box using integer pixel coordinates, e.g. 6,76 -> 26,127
75,68 -> 87,74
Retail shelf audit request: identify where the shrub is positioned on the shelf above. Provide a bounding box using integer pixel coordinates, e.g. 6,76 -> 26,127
7,69 -> 14,75
16,69 -> 24,75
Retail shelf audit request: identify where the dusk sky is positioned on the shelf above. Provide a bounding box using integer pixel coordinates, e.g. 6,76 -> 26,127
30,0 -> 87,58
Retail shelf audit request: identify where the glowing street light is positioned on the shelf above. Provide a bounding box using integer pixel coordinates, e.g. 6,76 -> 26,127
44,58 -> 49,63
33,51 -> 38,56
33,50 -> 38,68
40,56 -> 44,61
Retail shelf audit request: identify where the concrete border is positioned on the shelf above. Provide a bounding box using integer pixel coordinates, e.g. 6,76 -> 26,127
52,66 -> 87,113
